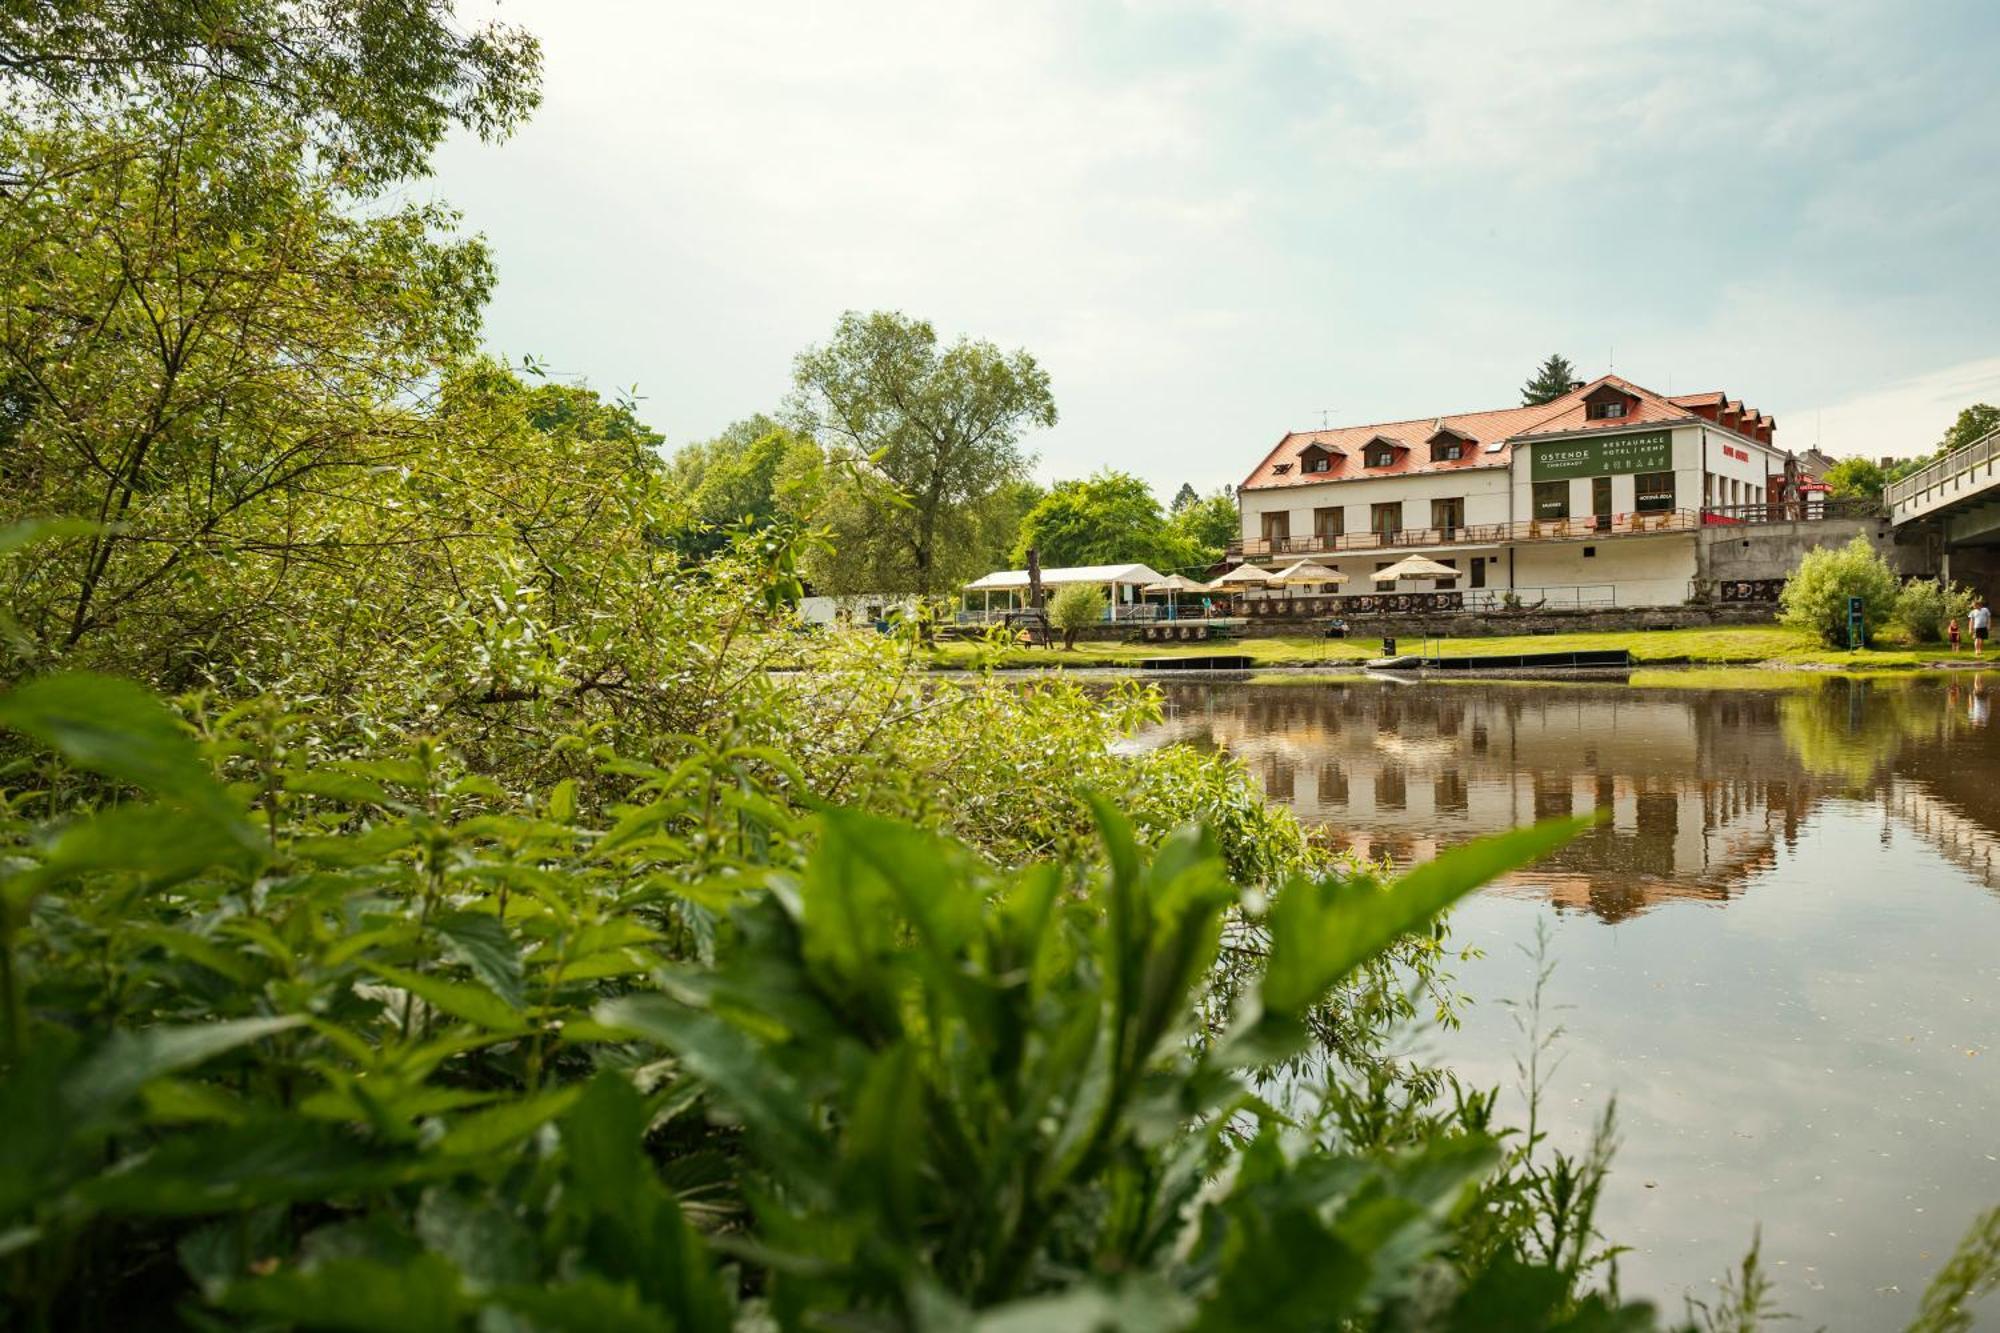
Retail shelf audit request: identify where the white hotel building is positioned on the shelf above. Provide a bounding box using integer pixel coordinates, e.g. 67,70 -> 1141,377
1232,374 -> 1794,610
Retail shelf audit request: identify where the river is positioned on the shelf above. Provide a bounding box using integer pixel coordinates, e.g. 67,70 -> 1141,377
1130,672 -> 2000,1328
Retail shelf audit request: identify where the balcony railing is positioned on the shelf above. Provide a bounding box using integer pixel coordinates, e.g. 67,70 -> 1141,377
1230,499 -> 1881,562
1233,508 -> 1699,561
1237,584 -> 1620,619
1699,497 -> 1879,525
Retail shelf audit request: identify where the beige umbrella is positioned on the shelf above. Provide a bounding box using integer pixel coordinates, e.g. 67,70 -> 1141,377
1143,573 -> 1214,593
1269,560 -> 1348,586
1371,554 -> 1460,583
1143,572 -> 1215,619
1214,563 -> 1275,585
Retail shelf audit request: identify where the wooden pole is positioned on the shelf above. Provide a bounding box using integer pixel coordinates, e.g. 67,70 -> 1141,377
1027,548 -> 1045,646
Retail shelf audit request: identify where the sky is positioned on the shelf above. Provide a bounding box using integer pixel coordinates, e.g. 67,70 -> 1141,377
433,0 -> 2000,497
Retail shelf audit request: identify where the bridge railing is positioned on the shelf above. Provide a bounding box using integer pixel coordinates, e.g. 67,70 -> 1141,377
1886,427 -> 2000,513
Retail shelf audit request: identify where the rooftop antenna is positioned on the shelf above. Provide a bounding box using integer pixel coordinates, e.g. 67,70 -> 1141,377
1319,406 -> 1336,430
1608,344 -> 1615,372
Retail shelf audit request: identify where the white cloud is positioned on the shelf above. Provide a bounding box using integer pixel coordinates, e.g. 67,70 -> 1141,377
434,1 -> 2000,495
1788,356 -> 2000,461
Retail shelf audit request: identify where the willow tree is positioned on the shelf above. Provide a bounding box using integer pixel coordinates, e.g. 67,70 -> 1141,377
787,312 -> 1055,598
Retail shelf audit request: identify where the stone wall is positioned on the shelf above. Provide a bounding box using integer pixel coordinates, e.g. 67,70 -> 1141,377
1068,602 -> 1781,642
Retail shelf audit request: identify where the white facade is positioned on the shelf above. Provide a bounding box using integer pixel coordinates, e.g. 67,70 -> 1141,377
1237,401 -> 1790,609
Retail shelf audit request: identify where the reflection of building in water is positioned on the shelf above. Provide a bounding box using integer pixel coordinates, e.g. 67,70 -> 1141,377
1141,678 -> 1991,923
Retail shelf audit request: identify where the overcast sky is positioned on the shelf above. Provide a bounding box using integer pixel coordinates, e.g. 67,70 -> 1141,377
433,0 -> 2000,496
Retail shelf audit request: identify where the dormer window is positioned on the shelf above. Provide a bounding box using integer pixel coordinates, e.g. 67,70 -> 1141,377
1366,445 -> 1395,468
1297,443 -> 1337,474
1583,385 -> 1636,421
1432,441 -> 1463,461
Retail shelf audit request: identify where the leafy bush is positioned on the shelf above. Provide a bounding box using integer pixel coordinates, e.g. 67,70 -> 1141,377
1894,577 -> 1975,644
1778,535 -> 1901,647
1047,583 -> 1107,648
0,670 -> 1668,1329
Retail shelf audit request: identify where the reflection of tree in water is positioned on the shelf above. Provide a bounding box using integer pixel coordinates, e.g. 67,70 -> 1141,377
1141,676 -> 2000,923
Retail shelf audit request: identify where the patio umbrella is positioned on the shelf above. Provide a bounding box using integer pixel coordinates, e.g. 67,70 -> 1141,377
1269,560 -> 1347,587
1143,572 -> 1214,618
1370,554 -> 1459,584
1214,563 -> 1275,585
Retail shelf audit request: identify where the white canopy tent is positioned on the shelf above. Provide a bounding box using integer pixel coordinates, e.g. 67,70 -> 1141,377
963,563 -> 1168,622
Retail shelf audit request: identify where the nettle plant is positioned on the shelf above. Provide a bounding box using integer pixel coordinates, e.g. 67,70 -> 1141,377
0,671 -> 1673,1330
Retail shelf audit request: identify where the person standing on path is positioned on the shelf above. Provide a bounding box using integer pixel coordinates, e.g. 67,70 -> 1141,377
1950,614 -> 1962,653
1973,600 -> 1992,656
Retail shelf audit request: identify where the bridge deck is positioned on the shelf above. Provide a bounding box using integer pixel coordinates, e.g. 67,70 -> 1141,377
1887,427 -> 2000,527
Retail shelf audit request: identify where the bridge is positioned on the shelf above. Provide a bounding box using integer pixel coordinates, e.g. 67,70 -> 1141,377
1885,428 -> 2000,567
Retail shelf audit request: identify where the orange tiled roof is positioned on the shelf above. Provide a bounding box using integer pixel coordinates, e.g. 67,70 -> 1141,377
1241,374 -> 1760,491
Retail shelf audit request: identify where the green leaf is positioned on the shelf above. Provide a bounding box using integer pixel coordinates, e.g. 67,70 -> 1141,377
8,803 -> 260,908
436,1086 -> 581,1158
0,673 -> 235,820
557,1074 -> 733,1333
493,1276 -> 677,1333
1261,815 -> 1594,1018
222,1252 -> 469,1333
0,517 -> 101,556
594,996 -> 823,1175
64,1016 -> 302,1123
415,1188 -> 536,1289
369,962 -> 528,1032
436,911 -> 525,1010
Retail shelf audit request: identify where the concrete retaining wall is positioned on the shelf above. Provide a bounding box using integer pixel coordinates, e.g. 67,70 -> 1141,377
1694,515 -> 1925,584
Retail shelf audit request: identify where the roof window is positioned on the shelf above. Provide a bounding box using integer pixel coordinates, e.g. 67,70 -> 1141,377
1271,462 -> 1293,475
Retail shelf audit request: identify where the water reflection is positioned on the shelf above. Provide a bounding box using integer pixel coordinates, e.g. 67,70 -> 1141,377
1129,674 -> 2000,1325
1134,674 -> 2000,918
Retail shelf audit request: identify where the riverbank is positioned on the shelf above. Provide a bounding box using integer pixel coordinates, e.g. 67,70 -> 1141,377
929,623 -> 1979,672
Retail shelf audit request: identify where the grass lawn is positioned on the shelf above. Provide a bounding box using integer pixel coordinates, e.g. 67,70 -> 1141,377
929,622 -> 1970,672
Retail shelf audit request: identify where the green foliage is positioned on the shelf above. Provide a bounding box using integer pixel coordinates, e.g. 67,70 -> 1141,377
0,94 -> 495,669
1523,354 -> 1580,406
2,0 -> 542,187
787,311 -> 1056,597
1048,583 -> 1107,648
663,417 -> 823,559
1894,577 -> 1975,643
1170,490 -> 1241,567
1171,482 -> 1200,514
1939,404 -> 2000,456
0,669 -> 1658,1328
1011,471 -> 1191,572
1823,456 -> 1888,499
1908,1205 -> 2000,1333
1778,535 -> 1901,647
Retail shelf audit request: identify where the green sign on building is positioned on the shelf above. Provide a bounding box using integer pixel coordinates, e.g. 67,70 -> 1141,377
1529,429 -> 1674,480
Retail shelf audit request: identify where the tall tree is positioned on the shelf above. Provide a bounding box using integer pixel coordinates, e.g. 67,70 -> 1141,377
1822,457 -> 1887,500
1940,404 -> 2000,455
0,96 -> 494,667
1169,490 -> 1241,566
787,312 -> 1055,598
664,416 -> 822,559
1010,471 -> 1190,572
1170,481 -> 1199,513
1521,354 -> 1579,406
0,0 -> 541,187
